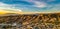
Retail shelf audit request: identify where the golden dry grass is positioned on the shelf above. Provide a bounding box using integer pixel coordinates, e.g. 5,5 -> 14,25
0,13 -> 60,29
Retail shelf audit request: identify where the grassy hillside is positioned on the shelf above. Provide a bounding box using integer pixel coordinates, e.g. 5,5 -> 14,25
0,13 -> 60,29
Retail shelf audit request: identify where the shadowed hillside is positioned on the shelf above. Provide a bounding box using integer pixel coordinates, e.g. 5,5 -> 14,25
0,13 -> 60,29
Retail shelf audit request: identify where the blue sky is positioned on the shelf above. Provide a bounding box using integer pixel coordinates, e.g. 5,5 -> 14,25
0,0 -> 60,12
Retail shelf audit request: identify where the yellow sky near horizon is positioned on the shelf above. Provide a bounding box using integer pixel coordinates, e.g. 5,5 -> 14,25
0,10 -> 22,14
0,10 -> 60,15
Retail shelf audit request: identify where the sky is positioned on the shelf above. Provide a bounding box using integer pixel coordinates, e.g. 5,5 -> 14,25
0,0 -> 60,12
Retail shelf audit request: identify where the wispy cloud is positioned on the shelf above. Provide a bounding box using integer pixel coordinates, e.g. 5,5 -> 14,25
32,1 -> 47,8
23,0 -> 48,8
0,2 -> 22,12
0,0 -> 60,12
